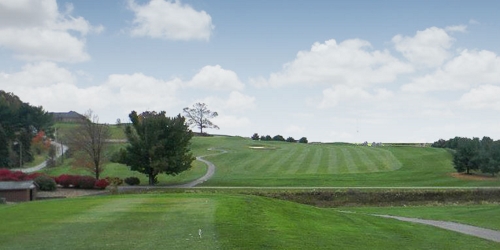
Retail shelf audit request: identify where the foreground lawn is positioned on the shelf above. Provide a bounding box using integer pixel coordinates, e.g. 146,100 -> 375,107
0,194 -> 499,249
341,204 -> 500,231
193,136 -> 500,187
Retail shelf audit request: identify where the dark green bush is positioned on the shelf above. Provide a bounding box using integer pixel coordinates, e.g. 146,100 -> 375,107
124,177 -> 140,186
34,175 -> 57,191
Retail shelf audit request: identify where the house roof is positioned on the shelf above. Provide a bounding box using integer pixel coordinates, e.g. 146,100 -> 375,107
51,111 -> 85,119
0,181 -> 37,190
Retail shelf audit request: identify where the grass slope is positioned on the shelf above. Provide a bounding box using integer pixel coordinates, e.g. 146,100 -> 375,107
342,204 -> 500,231
0,194 -> 498,249
193,136 -> 500,187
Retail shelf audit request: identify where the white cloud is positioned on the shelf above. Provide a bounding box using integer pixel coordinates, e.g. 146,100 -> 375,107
319,85 -> 393,108
188,65 -> 244,91
459,85 -> 500,110
402,49 -> 500,92
252,39 -> 412,88
196,91 -> 255,114
0,0 -> 101,63
392,27 -> 455,67
128,0 -> 214,41
0,62 -> 181,122
445,25 -> 467,33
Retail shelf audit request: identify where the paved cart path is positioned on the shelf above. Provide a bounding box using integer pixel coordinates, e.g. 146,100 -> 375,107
373,214 -> 500,243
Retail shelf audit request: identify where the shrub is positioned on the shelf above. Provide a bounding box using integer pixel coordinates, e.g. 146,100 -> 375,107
94,179 -> 110,189
77,176 -> 96,189
124,176 -> 140,186
55,174 -> 73,188
34,175 -> 57,191
105,177 -> 123,186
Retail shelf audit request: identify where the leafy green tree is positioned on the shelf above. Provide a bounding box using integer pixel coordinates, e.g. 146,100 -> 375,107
479,141 -> 500,176
251,133 -> 259,140
298,137 -> 308,144
273,135 -> 285,141
183,103 -> 219,134
453,137 -> 480,174
265,135 -> 272,141
121,111 -> 194,185
286,137 -> 296,143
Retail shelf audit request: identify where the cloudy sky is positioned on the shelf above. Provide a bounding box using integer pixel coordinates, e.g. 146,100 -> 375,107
1,0 -> 499,143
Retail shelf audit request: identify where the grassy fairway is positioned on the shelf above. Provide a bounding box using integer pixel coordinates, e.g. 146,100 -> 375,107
0,194 -> 499,249
192,136 -> 500,187
342,204 -> 500,231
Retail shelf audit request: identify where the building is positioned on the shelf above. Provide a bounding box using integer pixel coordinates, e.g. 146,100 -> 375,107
51,111 -> 86,123
0,181 -> 38,202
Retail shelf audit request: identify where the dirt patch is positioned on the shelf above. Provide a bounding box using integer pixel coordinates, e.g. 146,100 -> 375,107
450,172 -> 498,181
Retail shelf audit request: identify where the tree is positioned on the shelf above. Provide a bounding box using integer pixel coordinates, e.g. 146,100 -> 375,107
183,103 -> 219,134
0,125 -> 9,167
251,133 -> 260,140
298,137 -> 308,144
120,111 -> 194,185
273,135 -> 285,142
453,137 -> 480,174
286,137 -> 296,143
67,110 -> 110,180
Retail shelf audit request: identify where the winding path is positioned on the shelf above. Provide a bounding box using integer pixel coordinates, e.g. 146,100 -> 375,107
118,148 -> 227,191
373,214 -> 500,243
13,141 -> 67,173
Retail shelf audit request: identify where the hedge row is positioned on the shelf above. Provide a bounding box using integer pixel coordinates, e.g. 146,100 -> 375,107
253,189 -> 500,207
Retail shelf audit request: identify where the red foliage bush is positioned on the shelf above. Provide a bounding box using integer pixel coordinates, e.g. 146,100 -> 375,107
55,174 -> 76,188
0,169 -> 31,181
77,176 -> 96,189
94,179 -> 110,189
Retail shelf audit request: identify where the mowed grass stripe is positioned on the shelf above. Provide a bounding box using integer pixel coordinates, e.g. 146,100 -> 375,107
293,147 -> 317,174
252,148 -> 288,174
284,146 -> 311,174
335,146 -> 350,174
317,147 -> 331,174
267,145 -> 303,174
364,147 -> 400,171
347,147 -> 369,173
305,146 -> 324,174
326,146 -> 339,174
341,147 -> 359,173
351,148 -> 375,172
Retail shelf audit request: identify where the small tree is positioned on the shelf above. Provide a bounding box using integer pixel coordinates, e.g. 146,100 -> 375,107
298,137 -> 308,143
67,110 -> 111,180
183,103 -> 219,134
453,137 -> 480,174
286,137 -> 296,143
273,135 -> 285,142
251,133 -> 260,140
120,111 -> 194,185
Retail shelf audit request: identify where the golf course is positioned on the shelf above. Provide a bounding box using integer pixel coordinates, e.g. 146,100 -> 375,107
2,134 -> 500,249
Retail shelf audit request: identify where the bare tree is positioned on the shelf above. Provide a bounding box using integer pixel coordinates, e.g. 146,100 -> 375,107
183,103 -> 219,134
67,110 -> 111,180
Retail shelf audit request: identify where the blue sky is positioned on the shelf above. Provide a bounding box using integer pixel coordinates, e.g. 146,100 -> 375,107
1,0 -> 499,143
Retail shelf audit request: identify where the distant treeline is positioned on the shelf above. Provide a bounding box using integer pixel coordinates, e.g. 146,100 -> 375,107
432,136 -> 500,176
251,133 -> 308,144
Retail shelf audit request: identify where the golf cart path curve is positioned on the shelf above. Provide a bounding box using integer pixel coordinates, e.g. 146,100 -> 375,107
175,148 -> 227,188
13,141 -> 67,173
374,214 -> 500,243
118,148 -> 227,191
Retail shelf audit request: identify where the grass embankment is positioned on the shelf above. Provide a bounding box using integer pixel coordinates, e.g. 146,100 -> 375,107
1,194 -> 498,249
343,204 -> 500,231
193,136 -> 500,187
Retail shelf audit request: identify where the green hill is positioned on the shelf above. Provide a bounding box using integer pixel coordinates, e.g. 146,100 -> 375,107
193,136 -> 500,187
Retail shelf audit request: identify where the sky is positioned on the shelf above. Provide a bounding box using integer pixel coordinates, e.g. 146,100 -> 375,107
1,0 -> 500,143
